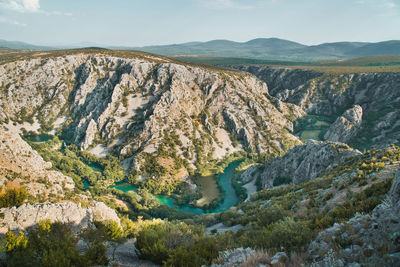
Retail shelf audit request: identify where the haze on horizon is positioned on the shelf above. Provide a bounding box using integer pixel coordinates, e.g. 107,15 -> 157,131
0,0 -> 399,47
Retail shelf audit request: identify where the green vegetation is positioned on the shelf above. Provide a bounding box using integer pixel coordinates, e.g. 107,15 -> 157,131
27,136 -> 125,190
175,54 -> 400,74
0,187 -> 28,208
294,115 -> 335,141
135,220 -> 236,266
348,102 -> 400,150
4,220 -> 109,267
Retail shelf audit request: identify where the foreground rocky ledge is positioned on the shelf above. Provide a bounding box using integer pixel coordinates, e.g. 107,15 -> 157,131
0,201 -> 120,234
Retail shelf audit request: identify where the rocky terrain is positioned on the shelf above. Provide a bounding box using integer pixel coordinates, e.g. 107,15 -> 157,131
0,124 -> 75,201
324,105 -> 363,143
1,49 -> 400,266
234,65 -> 323,96
308,166 -> 400,266
242,140 -> 360,189
0,201 -> 120,234
0,51 -> 303,188
237,65 -> 400,149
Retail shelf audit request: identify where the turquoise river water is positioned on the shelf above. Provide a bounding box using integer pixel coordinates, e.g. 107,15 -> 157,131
109,160 -> 241,215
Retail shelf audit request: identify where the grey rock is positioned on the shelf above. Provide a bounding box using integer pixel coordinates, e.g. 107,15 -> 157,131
0,54 -> 303,180
253,140 -> 360,188
0,201 -> 120,234
0,126 -> 75,199
237,66 -> 400,148
107,239 -> 140,266
324,105 -> 363,143
271,251 -> 288,266
76,239 -> 89,254
210,247 -> 257,267
232,65 -> 323,97
307,166 -> 400,266
240,165 -> 259,184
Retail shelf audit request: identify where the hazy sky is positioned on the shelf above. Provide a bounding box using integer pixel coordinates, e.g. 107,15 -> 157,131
0,0 -> 399,46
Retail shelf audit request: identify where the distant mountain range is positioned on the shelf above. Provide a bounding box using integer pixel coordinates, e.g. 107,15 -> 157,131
135,38 -> 400,61
1,38 -> 400,61
0,39 -> 54,51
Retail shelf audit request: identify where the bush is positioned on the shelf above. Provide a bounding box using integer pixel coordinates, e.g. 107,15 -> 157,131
0,187 -> 28,208
256,218 -> 313,252
257,205 -> 290,227
273,176 -> 292,186
135,221 -> 203,264
165,236 -> 219,267
6,220 -> 108,267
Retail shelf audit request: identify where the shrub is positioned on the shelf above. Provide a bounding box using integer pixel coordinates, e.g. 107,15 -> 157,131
6,220 -> 107,267
136,221 -> 203,264
257,218 -> 313,252
0,187 -> 28,208
257,205 -> 290,227
273,176 -> 292,186
165,236 -> 219,267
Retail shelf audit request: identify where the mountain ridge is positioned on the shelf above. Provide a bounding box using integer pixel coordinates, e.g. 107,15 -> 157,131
1,38 -> 400,61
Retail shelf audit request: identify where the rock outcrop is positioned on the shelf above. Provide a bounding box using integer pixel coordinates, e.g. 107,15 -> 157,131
324,105 -> 363,143
0,51 -> 303,181
210,247 -> 259,267
0,201 -> 120,234
0,125 -> 75,200
233,65 -> 323,97
307,166 -> 400,266
246,140 -> 360,188
210,247 -> 289,267
237,66 -> 400,149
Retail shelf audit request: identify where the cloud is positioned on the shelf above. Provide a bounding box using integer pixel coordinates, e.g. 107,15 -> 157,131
0,0 -> 40,12
199,0 -> 255,10
0,0 -> 72,16
0,16 -> 26,26
356,0 -> 398,9
383,2 -> 397,8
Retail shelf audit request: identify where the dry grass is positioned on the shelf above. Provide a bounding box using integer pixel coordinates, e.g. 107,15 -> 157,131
240,249 -> 269,267
275,64 -> 400,74
213,249 -> 306,267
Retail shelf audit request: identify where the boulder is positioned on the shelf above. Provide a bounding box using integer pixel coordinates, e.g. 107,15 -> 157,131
324,105 -> 363,143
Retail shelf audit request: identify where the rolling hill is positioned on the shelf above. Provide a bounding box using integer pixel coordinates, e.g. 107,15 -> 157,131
1,38 -> 399,61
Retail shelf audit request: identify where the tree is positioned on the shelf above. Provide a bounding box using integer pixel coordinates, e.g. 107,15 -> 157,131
6,220 -> 109,267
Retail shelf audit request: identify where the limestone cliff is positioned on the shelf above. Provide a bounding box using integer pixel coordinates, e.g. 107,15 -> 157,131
237,66 -> 400,149
0,201 -> 120,234
324,105 -> 363,143
308,166 -> 400,266
0,51 -> 303,179
244,140 -> 360,188
0,124 -> 75,201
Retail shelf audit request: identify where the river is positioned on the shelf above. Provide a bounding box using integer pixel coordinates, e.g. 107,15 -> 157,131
110,160 -> 241,214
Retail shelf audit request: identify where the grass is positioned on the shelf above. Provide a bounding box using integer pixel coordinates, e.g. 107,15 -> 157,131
299,130 -> 321,140
294,115 -> 335,141
315,121 -> 330,127
174,54 -> 400,74
2,49 -> 399,75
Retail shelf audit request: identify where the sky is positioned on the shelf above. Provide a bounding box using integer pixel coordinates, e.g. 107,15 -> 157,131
0,0 -> 399,47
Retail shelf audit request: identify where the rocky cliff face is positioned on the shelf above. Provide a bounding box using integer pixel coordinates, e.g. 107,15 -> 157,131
0,201 -> 120,234
237,66 -> 400,149
0,124 -> 75,201
244,140 -> 360,188
0,52 -> 303,179
324,105 -> 363,143
233,65 -> 323,96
